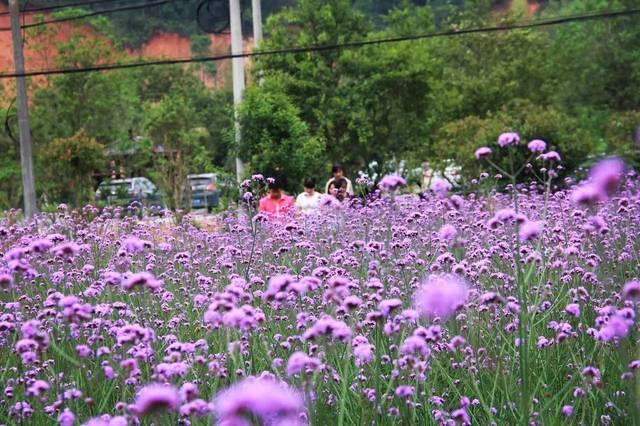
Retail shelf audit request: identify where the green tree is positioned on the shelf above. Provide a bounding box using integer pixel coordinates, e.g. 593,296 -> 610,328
40,130 -> 106,206
145,94 -> 208,210
238,81 -> 327,191
255,0 -> 370,172
546,0 -> 640,112
29,23 -> 139,147
252,0 -> 438,177
429,99 -> 597,185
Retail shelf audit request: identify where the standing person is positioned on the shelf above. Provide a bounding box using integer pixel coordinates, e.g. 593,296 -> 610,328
325,164 -> 353,195
327,178 -> 348,202
259,178 -> 294,216
296,178 -> 322,214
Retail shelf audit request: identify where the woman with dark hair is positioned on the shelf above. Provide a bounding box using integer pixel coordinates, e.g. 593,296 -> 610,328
258,178 -> 294,216
328,177 -> 348,202
295,178 -> 322,214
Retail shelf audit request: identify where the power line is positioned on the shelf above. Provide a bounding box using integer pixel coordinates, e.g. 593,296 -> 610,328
0,0 -> 123,17
0,6 -> 639,79
0,0 -> 175,31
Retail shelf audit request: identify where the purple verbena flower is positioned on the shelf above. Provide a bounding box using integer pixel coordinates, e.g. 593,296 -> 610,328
413,274 -> 468,320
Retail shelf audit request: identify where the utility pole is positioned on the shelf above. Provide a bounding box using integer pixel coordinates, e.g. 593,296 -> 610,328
229,0 -> 245,184
252,0 -> 263,45
252,0 -> 265,87
9,0 -> 37,218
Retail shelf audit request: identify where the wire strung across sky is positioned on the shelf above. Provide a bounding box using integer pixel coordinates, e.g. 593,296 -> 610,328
0,0 -> 124,16
0,0 -> 175,30
0,6 -> 639,80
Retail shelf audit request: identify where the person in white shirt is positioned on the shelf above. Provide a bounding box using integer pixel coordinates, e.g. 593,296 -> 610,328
324,165 -> 353,195
296,178 -> 322,214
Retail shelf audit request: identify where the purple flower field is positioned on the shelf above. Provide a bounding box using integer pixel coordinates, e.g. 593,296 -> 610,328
1,139 -> 639,425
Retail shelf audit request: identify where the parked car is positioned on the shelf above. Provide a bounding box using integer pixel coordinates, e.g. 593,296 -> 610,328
188,173 -> 220,212
96,177 -> 163,208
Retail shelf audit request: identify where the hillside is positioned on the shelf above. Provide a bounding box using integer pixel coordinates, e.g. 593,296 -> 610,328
0,3 -> 254,92
0,0 -> 543,87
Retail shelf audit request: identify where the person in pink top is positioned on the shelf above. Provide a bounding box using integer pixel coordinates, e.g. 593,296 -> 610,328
259,178 -> 295,216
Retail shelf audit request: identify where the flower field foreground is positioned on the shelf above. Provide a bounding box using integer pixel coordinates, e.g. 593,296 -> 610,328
2,160 -> 640,425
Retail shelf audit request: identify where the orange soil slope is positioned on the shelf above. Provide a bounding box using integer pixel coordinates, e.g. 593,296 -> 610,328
0,3 -> 248,91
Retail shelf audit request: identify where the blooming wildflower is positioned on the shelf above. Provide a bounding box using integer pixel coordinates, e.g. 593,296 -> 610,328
121,236 -> 151,254
82,416 -> 128,426
571,184 -> 602,205
622,280 -> 640,300
474,147 -> 492,159
519,220 -> 543,242
565,303 -> 580,318
379,175 -> 407,191
29,238 -> 54,253
122,272 -> 163,291
180,399 -> 211,417
431,178 -> 451,197
264,274 -> 297,300
0,273 -> 13,288
451,407 -> 471,424
51,242 -> 81,258
353,343 -> 375,366
303,316 -> 352,342
131,383 -> 180,415
58,408 -> 75,426
479,292 -> 505,304
4,247 -> 27,261
449,194 -> 464,209
251,174 -> 264,182
539,150 -> 561,162
180,383 -> 199,401
527,139 -> 547,152
589,157 -> 624,195
379,298 -> 403,317
562,405 -> 573,417
400,335 -> 430,357
26,380 -> 50,397
498,132 -> 520,147
287,351 -> 318,376
213,376 -> 303,425
598,313 -> 633,341
439,224 -> 457,242
413,274 -> 468,320
573,157 -> 625,206
342,295 -> 362,310
494,208 -> 516,222
395,385 -> 414,398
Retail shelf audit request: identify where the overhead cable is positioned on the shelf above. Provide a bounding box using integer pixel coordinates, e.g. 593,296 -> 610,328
0,0 -> 176,31
0,6 -> 639,79
0,0 -> 123,17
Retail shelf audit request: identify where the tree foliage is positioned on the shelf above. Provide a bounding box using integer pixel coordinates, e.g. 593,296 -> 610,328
240,0 -> 640,189
40,130 -> 106,206
239,80 -> 326,191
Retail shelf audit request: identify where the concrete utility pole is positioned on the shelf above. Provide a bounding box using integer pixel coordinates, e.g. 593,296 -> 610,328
229,0 -> 245,184
252,0 -> 263,45
9,0 -> 37,218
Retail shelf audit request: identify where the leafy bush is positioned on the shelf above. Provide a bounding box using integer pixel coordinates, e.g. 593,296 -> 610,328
239,83 -> 328,192
38,130 -> 106,206
429,99 -> 597,186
